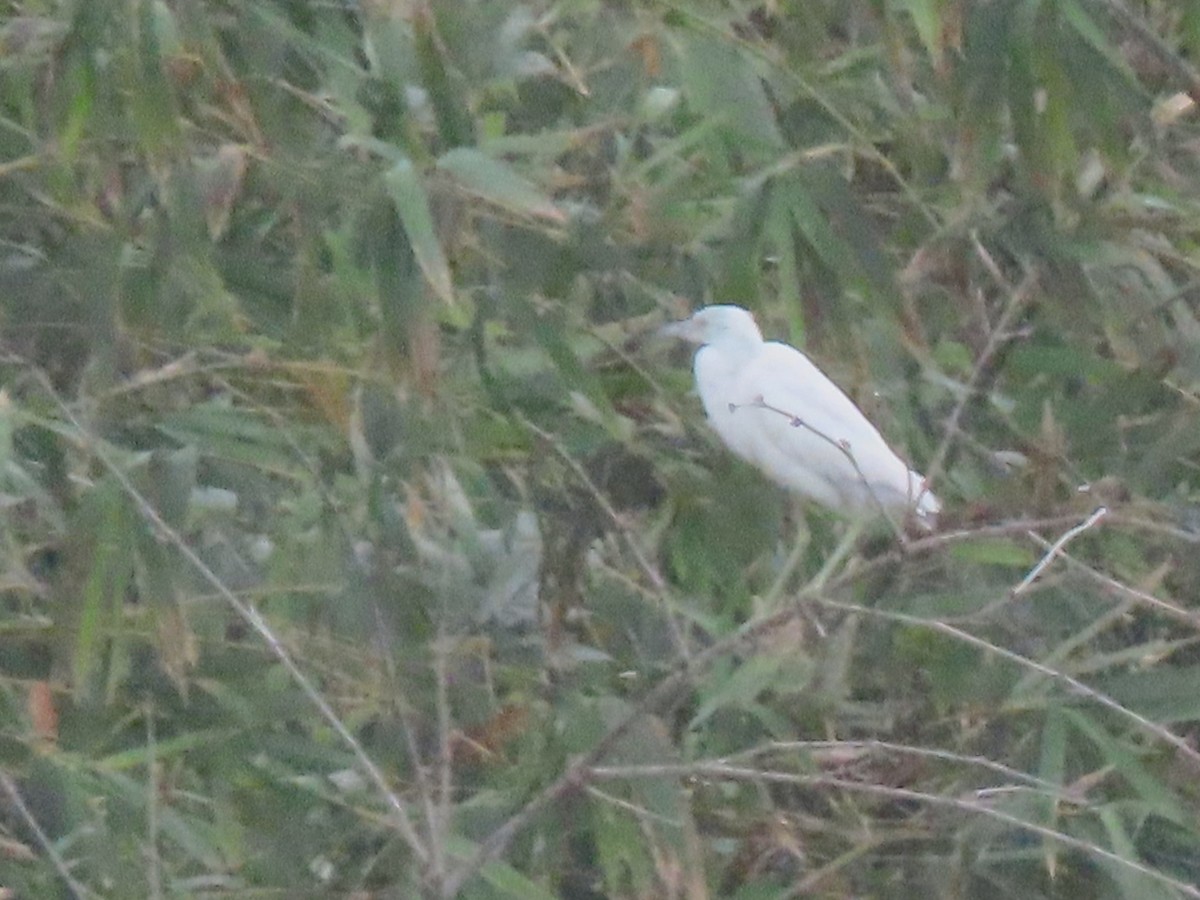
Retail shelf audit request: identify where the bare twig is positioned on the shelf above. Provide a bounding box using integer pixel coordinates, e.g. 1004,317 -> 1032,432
441,511 -> 1183,893
517,414 -> 666,591
389,623 -> 441,875
1044,542 -> 1200,630
584,784 -> 683,828
730,739 -> 1090,803
1111,513 -> 1200,545
812,596 -> 1200,768
583,762 -> 1200,899
145,707 -> 162,900
30,373 -> 431,868
1086,0 -> 1200,102
515,413 -> 693,661
1,771 -> 94,900
431,629 -> 453,893
1012,506 -> 1109,596
912,514 -> 1089,549
924,251 -> 1036,489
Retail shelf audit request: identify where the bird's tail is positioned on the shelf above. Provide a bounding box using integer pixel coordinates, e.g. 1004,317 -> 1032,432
909,471 -> 941,530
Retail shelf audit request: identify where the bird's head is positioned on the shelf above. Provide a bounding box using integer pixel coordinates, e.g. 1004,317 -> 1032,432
659,305 -> 764,353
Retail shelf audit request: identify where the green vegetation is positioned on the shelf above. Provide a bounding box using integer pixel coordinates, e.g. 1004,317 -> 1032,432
3,0 -> 1200,896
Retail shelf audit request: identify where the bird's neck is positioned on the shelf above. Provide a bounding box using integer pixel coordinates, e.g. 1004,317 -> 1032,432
696,335 -> 763,371
694,341 -> 761,396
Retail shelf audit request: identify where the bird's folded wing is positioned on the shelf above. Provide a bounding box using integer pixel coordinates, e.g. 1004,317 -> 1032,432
735,343 -> 914,499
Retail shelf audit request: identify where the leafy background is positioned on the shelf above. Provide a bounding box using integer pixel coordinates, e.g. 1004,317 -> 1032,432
2,0 -> 1200,897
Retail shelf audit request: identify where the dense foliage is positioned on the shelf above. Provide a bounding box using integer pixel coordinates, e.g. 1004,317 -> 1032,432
3,0 -> 1200,896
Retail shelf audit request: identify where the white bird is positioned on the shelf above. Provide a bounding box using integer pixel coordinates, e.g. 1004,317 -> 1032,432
661,305 -> 940,529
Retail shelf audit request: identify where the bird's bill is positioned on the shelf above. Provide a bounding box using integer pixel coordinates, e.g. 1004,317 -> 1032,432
657,316 -> 703,343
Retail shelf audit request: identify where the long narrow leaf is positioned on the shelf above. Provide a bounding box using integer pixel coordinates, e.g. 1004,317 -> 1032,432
384,158 -> 455,304
438,147 -> 565,223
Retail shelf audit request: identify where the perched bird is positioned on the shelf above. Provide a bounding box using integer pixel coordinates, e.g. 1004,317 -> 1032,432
661,305 -> 940,529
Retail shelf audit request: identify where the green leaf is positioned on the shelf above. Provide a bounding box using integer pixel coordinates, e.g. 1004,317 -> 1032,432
675,30 -> 784,157
383,158 -> 455,304
691,654 -> 791,729
130,0 -> 181,153
72,483 -> 135,688
1095,806 -> 1180,900
98,768 -> 226,870
57,43 -> 95,162
140,446 -> 197,530
1037,706 -> 1067,873
1064,708 -> 1189,825
1059,0 -> 1132,78
0,391 -> 13,476
784,173 -> 872,300
412,5 -> 474,147
445,836 -> 559,900
900,0 -> 948,69
1095,666 -> 1200,725
157,404 -> 314,479
438,147 -> 565,223
593,803 -> 656,895
950,537 -> 1036,566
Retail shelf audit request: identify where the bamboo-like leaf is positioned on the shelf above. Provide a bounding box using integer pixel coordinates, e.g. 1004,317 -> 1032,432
1096,665 -> 1200,725
785,173 -> 871,299
675,30 -> 784,156
157,404 -> 315,479
1064,708 -> 1189,825
412,4 -> 473,147
128,0 -> 181,153
900,0 -> 948,69
383,158 -> 455,304
438,147 -> 565,223
690,655 -> 788,729
72,484 -> 134,688
444,837 -> 560,900
950,537 -> 1036,566
99,769 -> 226,870
0,390 -> 13,475
594,803 -> 656,895
1037,706 -> 1067,881
1095,805 -> 1180,900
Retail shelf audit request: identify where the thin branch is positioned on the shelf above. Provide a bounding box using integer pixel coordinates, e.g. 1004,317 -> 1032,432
1086,0 -> 1200,102
386,615 -> 441,876
812,596 -> 1200,768
584,784 -> 684,828
441,513 -> 1161,897
516,412 -> 695,663
517,413 -> 667,591
1111,513 -> 1200,545
730,739 -> 1090,803
30,373 -> 430,867
1044,541 -> 1200,630
0,771 -> 94,900
583,762 -> 1200,899
145,706 -> 162,900
431,629 -> 453,893
1012,506 -> 1109,596
924,253 -> 1036,489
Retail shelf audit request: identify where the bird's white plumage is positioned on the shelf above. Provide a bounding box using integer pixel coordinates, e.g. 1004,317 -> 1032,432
662,305 -> 939,526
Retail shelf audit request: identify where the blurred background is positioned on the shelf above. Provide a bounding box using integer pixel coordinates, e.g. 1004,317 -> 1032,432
2,0 -> 1200,896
